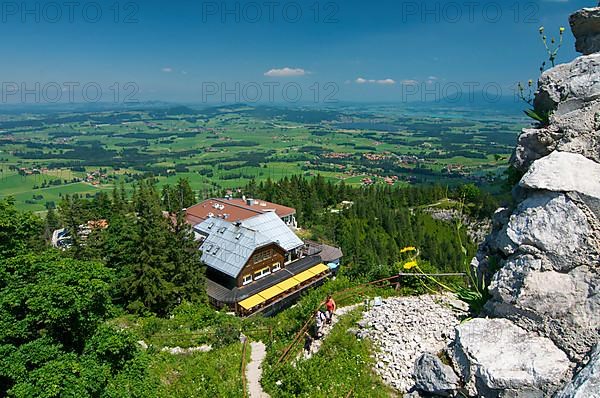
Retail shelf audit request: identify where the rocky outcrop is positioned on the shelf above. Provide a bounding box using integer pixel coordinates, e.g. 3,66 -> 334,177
410,7 -> 600,397
424,207 -> 492,244
570,7 -> 600,55
413,353 -> 459,397
513,52 -> 600,170
453,318 -> 571,397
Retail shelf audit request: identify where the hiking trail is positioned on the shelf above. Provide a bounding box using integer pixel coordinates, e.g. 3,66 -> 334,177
246,341 -> 270,398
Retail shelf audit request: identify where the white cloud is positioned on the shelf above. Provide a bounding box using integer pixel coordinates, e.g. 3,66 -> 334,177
401,79 -> 419,85
355,77 -> 396,85
264,67 -> 306,77
161,67 -> 173,73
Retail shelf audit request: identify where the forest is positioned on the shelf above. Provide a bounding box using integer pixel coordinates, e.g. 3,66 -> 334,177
0,175 -> 498,397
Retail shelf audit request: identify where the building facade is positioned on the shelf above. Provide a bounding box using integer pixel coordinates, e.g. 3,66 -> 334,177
194,210 -> 341,316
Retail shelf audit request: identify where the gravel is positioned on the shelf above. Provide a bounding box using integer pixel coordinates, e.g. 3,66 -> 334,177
354,294 -> 466,393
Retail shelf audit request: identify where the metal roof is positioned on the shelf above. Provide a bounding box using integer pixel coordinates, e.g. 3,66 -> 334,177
194,212 -> 303,278
242,211 -> 303,252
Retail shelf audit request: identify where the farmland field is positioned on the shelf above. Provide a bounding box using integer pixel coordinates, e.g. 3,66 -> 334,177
0,103 -> 526,211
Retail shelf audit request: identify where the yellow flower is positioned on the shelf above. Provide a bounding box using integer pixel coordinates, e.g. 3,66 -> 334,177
528,80 -> 533,87
400,246 -> 417,254
559,27 -> 565,34
539,26 -> 544,34
403,260 -> 418,270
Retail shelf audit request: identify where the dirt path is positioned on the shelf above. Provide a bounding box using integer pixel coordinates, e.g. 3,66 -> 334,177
246,341 -> 271,398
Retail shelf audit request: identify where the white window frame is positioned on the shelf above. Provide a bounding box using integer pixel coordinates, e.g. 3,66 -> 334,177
272,262 -> 281,272
253,267 -> 271,280
242,274 -> 253,285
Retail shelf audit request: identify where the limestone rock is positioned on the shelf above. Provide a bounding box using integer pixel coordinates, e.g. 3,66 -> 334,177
512,53 -> 600,170
453,318 -> 571,397
570,7 -> 600,55
462,7 -> 600,395
487,257 -> 600,360
487,255 -> 542,305
510,126 -> 561,171
413,353 -> 459,397
555,344 -> 600,398
497,192 -> 594,271
534,53 -> 600,114
520,151 -> 600,199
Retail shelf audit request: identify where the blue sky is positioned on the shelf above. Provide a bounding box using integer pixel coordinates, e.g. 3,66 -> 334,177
0,0 -> 592,104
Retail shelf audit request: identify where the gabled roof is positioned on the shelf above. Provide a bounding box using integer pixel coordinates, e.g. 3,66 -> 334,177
242,211 -> 303,252
194,212 -> 303,278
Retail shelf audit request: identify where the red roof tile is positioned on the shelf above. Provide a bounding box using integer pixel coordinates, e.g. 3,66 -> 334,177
185,198 -> 295,225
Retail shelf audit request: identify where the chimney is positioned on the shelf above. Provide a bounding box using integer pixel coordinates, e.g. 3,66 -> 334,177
246,198 -> 254,206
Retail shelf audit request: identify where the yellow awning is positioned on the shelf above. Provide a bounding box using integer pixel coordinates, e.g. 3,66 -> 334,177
239,294 -> 265,310
308,263 -> 329,276
239,264 -> 331,311
293,269 -> 315,283
277,277 -> 301,291
259,285 -> 284,301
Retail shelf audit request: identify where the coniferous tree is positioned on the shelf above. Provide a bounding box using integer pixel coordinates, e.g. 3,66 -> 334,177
168,209 -> 206,304
162,178 -> 196,213
122,180 -> 175,315
44,206 -> 60,242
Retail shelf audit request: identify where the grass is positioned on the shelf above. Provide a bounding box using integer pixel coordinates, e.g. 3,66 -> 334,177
149,344 -> 247,398
263,309 -> 396,398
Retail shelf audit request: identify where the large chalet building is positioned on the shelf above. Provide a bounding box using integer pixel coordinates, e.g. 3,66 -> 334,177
191,198 -> 342,316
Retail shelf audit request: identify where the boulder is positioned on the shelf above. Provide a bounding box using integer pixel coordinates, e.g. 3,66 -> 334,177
497,192 -> 595,271
453,318 -> 571,397
555,344 -> 600,398
487,257 -> 600,360
520,151 -> 600,199
413,353 -> 459,397
534,53 -> 600,114
570,7 -> 600,55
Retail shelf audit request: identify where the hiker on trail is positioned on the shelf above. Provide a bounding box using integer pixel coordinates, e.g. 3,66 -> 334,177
315,309 -> 326,339
325,295 -> 336,325
303,331 -> 313,353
